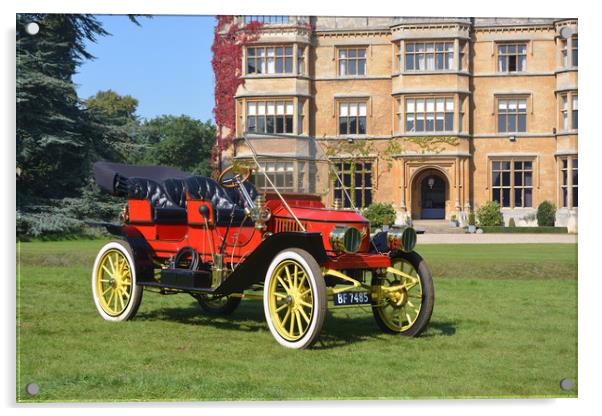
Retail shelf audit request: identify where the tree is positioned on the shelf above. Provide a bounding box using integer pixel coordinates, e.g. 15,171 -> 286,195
83,90 -> 144,164
84,90 -> 139,123
141,115 -> 215,176
16,14 -> 147,239
16,14 -> 109,201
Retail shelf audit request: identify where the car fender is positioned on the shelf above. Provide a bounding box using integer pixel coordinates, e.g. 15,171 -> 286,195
215,231 -> 327,295
101,223 -> 156,283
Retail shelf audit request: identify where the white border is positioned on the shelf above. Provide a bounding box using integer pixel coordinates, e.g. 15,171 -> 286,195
4,1 -> 600,415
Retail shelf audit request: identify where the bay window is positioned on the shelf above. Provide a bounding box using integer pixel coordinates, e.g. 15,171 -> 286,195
560,36 -> 577,68
560,157 -> 578,208
558,92 -> 577,131
246,46 -> 293,75
405,97 -> 454,133
405,41 -> 454,71
246,100 -> 294,134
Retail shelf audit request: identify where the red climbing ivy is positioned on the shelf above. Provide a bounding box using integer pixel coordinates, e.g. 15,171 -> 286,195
211,16 -> 262,172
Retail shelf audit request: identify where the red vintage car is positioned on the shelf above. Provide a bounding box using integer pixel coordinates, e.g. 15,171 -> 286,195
91,147 -> 434,349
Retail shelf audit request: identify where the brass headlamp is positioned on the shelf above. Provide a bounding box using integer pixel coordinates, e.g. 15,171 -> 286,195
386,225 -> 417,253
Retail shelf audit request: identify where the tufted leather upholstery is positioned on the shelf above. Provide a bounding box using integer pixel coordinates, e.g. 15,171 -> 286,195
163,178 -> 187,208
185,176 -> 253,226
127,177 -> 181,209
126,175 -> 254,227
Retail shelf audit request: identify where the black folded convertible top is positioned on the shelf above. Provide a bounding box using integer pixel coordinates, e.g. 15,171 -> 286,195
93,161 -> 190,195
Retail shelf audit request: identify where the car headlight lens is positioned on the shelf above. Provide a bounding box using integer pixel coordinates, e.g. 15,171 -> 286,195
387,226 -> 417,253
329,225 -> 361,254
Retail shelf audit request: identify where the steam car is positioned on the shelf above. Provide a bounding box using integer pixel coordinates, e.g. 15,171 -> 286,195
91,151 -> 434,349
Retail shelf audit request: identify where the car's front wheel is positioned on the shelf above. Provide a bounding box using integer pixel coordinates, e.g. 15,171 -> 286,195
263,249 -> 326,349
91,240 -> 143,321
371,251 -> 434,336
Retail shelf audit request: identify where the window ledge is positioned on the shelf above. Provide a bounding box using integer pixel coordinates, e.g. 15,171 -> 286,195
555,67 -> 578,74
395,70 -> 470,76
556,130 -> 578,136
401,132 -> 463,137
243,74 -> 308,79
336,75 -> 369,79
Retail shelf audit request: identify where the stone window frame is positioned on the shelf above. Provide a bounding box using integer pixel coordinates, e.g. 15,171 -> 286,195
403,40 -> 455,72
496,42 -> 527,73
245,45 -> 294,75
558,91 -> 578,132
251,160 -> 296,193
333,159 -> 374,209
495,95 -> 529,134
489,157 -> 535,209
245,99 -> 295,135
336,99 -> 369,136
559,156 -> 578,208
336,46 -> 367,77
244,44 -> 307,76
403,95 -> 455,134
560,35 -> 578,68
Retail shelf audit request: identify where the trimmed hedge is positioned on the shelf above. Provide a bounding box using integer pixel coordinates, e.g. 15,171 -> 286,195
480,226 -> 568,234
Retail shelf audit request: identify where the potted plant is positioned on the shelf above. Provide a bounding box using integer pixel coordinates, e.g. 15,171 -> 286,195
468,212 -> 476,233
449,214 -> 458,227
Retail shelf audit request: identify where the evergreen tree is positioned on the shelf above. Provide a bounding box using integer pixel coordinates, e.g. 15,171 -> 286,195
16,14 -> 109,202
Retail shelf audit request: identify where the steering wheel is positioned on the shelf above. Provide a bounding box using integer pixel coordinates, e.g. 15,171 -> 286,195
217,165 -> 253,189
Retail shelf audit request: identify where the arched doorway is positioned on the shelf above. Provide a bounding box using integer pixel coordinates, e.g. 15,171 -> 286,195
420,174 -> 446,219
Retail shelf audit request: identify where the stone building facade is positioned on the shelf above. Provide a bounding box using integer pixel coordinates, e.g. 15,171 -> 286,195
228,16 -> 578,227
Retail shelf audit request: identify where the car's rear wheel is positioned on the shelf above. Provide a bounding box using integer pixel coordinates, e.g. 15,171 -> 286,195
371,251 -> 434,336
263,249 -> 326,349
92,240 -> 143,321
193,294 -> 241,315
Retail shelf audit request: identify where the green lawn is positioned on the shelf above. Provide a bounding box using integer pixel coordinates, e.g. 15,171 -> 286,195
16,239 -> 577,402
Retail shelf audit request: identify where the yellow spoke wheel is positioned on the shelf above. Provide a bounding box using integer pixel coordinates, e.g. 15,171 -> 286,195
372,251 -> 434,337
264,249 -> 326,349
92,241 -> 143,321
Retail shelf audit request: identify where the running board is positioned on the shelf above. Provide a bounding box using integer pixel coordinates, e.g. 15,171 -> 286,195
140,268 -> 213,292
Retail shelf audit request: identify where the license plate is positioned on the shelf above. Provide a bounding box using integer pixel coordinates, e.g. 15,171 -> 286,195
333,292 -> 371,306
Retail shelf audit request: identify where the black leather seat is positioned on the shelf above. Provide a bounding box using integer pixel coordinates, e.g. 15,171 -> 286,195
126,174 -> 255,227
185,176 -> 253,227
126,177 -> 187,224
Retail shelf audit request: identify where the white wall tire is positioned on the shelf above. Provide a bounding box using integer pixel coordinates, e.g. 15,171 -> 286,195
263,248 -> 326,349
91,240 -> 143,321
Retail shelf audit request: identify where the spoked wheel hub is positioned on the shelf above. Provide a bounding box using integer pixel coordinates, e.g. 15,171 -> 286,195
371,252 -> 434,336
92,240 -> 143,322
263,249 -> 327,349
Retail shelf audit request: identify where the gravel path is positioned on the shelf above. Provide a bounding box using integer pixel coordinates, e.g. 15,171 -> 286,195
417,233 -> 578,244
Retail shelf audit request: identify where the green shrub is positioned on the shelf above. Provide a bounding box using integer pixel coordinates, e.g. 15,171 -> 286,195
476,201 -> 503,227
362,203 -> 397,228
537,201 -> 556,226
480,226 -> 568,234
508,218 -> 516,227
468,212 -> 476,226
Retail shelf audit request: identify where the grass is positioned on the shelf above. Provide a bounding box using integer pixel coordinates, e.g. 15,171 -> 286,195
16,239 -> 577,402
480,226 -> 568,234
